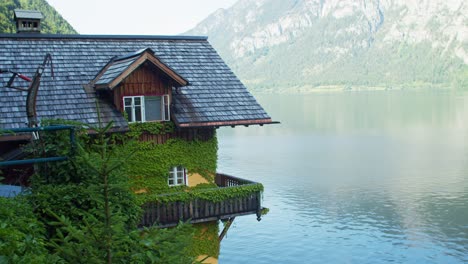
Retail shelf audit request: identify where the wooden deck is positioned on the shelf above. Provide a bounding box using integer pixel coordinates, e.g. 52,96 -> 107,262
139,173 -> 263,228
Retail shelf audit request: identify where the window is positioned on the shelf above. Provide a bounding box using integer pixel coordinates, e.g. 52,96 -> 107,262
123,95 -> 170,123
168,166 -> 187,186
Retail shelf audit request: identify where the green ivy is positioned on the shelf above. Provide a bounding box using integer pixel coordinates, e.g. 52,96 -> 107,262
17,119 -> 260,262
137,183 -> 264,204
127,122 -> 175,138
120,137 -> 218,195
189,222 -> 220,259
0,197 -> 60,263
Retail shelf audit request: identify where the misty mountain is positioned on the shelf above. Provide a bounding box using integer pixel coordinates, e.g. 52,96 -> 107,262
187,0 -> 467,91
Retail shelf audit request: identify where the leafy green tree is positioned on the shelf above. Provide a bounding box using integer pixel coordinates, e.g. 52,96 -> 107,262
0,0 -> 77,34
27,120 -> 195,263
0,0 -> 19,33
0,196 -> 61,263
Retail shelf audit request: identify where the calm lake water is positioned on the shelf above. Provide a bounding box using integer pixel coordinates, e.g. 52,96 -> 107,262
217,90 -> 468,264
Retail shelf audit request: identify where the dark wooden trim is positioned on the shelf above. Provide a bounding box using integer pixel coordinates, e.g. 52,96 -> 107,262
0,33 -> 208,41
219,217 -> 235,242
176,118 -> 278,128
93,50 -> 188,90
0,134 -> 31,142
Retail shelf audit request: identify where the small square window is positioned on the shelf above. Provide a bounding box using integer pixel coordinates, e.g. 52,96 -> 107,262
168,166 -> 187,186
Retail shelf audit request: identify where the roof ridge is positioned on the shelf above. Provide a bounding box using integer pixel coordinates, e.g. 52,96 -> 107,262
0,33 -> 208,41
113,48 -> 153,62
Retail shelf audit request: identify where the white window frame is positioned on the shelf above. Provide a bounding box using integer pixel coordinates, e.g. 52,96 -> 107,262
168,166 -> 188,186
123,95 -> 170,123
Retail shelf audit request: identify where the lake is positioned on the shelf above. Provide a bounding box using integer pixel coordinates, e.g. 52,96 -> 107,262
217,90 -> 468,263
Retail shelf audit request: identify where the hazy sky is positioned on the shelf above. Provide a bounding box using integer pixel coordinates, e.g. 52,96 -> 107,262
46,0 -> 237,35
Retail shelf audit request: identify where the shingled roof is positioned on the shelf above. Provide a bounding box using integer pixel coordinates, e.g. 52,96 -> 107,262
92,48 -> 188,89
0,34 -> 273,130
14,9 -> 43,20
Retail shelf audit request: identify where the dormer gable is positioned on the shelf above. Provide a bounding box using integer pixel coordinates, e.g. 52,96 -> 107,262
91,48 -> 189,123
91,48 -> 188,90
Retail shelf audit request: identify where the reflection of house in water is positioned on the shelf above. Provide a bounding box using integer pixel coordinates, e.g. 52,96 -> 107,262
0,10 -> 276,263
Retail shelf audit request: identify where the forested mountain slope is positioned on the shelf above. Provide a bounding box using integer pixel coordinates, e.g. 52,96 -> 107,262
0,0 -> 76,34
187,0 -> 467,91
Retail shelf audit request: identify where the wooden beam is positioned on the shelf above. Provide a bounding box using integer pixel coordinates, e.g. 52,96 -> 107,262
177,118 -> 278,128
0,134 -> 31,142
93,50 -> 188,90
219,217 -> 235,242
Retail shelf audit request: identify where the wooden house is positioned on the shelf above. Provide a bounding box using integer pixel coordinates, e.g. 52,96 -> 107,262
0,13 -> 274,263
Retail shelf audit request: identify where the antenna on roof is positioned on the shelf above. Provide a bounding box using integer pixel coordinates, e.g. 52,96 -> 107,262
0,54 -> 54,128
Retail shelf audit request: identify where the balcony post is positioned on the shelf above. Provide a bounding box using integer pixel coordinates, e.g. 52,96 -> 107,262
256,192 -> 262,221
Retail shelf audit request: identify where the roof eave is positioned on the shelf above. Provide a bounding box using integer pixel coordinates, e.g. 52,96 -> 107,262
0,33 -> 208,41
174,118 -> 279,128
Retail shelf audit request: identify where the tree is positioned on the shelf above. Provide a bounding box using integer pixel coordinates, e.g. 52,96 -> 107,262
0,119 -> 196,263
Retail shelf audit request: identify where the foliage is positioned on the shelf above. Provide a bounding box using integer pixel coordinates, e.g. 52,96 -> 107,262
0,196 -> 58,263
260,207 -> 270,216
134,224 -> 195,263
137,183 -> 264,204
118,124 -> 226,261
25,119 -> 196,263
2,119 -> 236,262
30,119 -> 91,184
189,222 -> 220,259
0,0 -> 18,33
122,136 -> 218,195
190,0 -> 467,91
0,0 -> 77,34
127,121 -> 175,138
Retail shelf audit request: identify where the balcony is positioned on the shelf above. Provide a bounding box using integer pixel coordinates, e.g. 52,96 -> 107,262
139,173 -> 264,228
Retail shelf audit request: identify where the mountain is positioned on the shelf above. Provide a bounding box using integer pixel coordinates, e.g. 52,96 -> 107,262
187,0 -> 467,91
0,0 -> 76,34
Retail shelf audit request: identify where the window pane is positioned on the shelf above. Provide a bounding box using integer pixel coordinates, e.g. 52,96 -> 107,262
135,105 -> 142,122
134,97 -> 141,106
176,170 -> 183,178
145,96 -> 162,121
124,98 -> 132,106
124,106 -> 133,122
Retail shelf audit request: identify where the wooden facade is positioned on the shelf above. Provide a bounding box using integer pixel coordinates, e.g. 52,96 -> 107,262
109,62 -> 216,144
112,64 -> 173,111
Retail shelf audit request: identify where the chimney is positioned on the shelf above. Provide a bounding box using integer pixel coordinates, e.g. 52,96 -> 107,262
14,9 -> 43,33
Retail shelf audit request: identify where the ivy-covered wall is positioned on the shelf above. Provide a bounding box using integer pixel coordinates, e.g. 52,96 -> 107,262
122,122 -> 221,260
192,222 -> 220,261
122,135 -> 218,195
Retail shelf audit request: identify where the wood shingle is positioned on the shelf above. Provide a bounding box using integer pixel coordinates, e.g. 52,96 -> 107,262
0,34 -> 273,130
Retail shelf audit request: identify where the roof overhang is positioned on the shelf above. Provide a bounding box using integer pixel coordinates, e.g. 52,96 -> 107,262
173,118 -> 279,128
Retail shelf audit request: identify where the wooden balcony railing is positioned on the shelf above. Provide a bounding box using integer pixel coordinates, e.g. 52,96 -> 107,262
139,173 -> 263,228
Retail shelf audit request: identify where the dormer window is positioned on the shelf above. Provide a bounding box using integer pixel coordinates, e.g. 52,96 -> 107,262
123,95 -> 170,123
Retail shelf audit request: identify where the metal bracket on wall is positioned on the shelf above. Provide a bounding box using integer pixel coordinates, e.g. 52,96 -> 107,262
0,125 -> 76,167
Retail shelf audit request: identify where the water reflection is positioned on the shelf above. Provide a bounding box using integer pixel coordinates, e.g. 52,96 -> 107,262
218,91 -> 468,263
